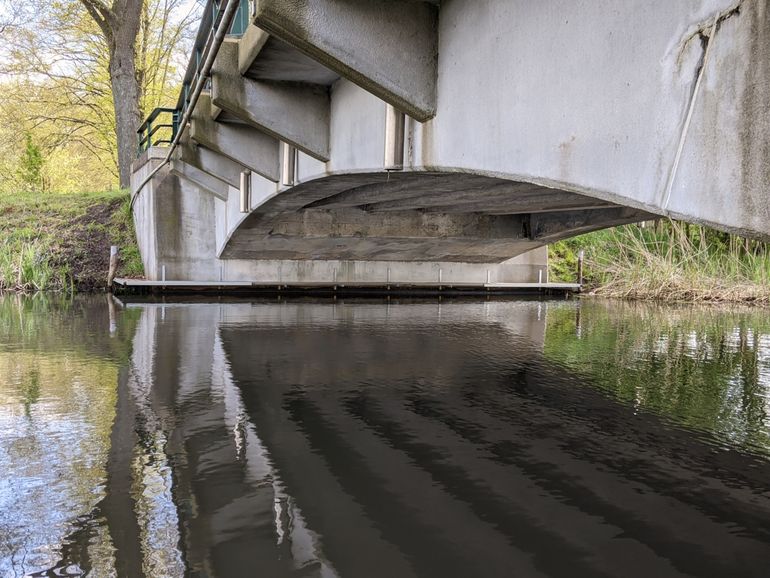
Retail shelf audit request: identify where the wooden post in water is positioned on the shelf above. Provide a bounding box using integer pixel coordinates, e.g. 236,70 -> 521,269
107,245 -> 119,290
577,250 -> 584,287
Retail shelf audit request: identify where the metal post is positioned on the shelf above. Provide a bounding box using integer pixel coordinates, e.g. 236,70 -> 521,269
384,103 -> 405,170
107,294 -> 117,335
239,170 -> 251,213
106,246 -> 119,290
281,143 -> 296,186
577,250 -> 584,286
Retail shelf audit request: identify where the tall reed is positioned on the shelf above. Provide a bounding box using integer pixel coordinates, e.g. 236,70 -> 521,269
552,221 -> 770,303
0,240 -> 69,292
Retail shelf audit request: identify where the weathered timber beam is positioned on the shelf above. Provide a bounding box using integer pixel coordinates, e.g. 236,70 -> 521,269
252,0 -> 438,121
212,40 -> 331,161
191,93 -> 280,182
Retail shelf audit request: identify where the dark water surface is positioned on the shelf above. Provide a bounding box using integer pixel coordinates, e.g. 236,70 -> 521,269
1,295 -> 770,577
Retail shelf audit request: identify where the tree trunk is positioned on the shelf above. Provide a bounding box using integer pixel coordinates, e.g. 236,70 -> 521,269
110,44 -> 141,189
108,0 -> 143,189
80,0 -> 144,189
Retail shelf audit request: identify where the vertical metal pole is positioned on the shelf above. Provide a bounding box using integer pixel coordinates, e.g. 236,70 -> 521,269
384,104 -> 405,170
577,250 -> 584,286
239,170 -> 251,213
172,111 -> 180,141
107,294 -> 117,335
281,143 -> 296,186
107,246 -> 119,290
538,269 -> 543,285
162,265 -> 167,282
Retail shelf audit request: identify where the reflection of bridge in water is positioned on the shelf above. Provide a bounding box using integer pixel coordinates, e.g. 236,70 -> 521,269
85,300 -> 770,577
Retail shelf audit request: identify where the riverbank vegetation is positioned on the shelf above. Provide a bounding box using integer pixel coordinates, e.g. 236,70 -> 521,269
0,1 -> 195,292
550,220 -> 770,304
0,191 -> 143,292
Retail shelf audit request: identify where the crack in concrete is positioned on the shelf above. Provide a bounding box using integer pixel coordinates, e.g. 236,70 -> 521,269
678,0 -> 743,58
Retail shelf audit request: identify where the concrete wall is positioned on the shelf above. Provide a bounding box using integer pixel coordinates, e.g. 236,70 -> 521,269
422,0 -> 768,236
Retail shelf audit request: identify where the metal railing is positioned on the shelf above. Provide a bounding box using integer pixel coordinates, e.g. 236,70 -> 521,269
136,0 -> 251,155
137,107 -> 179,152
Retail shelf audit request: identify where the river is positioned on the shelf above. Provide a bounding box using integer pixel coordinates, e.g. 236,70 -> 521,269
1,294 -> 769,577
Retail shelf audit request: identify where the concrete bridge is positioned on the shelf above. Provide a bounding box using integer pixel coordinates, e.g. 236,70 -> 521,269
131,0 -> 770,285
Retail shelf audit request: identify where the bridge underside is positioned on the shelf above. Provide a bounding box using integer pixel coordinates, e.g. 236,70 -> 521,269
132,0 -> 770,281
222,171 -> 647,263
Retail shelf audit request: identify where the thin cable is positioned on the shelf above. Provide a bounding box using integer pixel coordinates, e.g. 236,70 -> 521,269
661,14 -> 719,212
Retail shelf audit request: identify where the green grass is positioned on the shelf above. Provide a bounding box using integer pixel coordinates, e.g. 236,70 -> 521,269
0,190 -> 143,292
550,221 -> 770,303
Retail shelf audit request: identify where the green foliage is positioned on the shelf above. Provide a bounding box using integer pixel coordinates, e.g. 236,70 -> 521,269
111,194 -> 145,278
18,133 -> 45,193
549,220 -> 770,303
0,190 -> 144,291
0,0 -> 198,192
0,240 -> 67,291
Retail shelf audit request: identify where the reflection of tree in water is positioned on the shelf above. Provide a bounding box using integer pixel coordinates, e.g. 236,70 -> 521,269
0,295 -> 141,577
544,300 -> 770,454
20,367 -> 40,417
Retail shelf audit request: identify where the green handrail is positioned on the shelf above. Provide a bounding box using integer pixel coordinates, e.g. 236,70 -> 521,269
136,0 -> 251,155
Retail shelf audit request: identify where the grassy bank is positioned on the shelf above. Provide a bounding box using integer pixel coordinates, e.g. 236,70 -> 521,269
0,191 -> 143,291
550,221 -> 770,304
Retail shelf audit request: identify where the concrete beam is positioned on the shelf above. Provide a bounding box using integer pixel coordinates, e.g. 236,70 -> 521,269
422,192 -> 617,215
270,208 -> 528,241
212,40 -> 331,161
362,182 -> 549,212
238,24 -> 270,75
191,93 -> 280,182
252,0 -> 438,121
170,160 -> 229,201
529,207 -> 651,242
177,140 -> 244,189
305,174 -> 486,209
